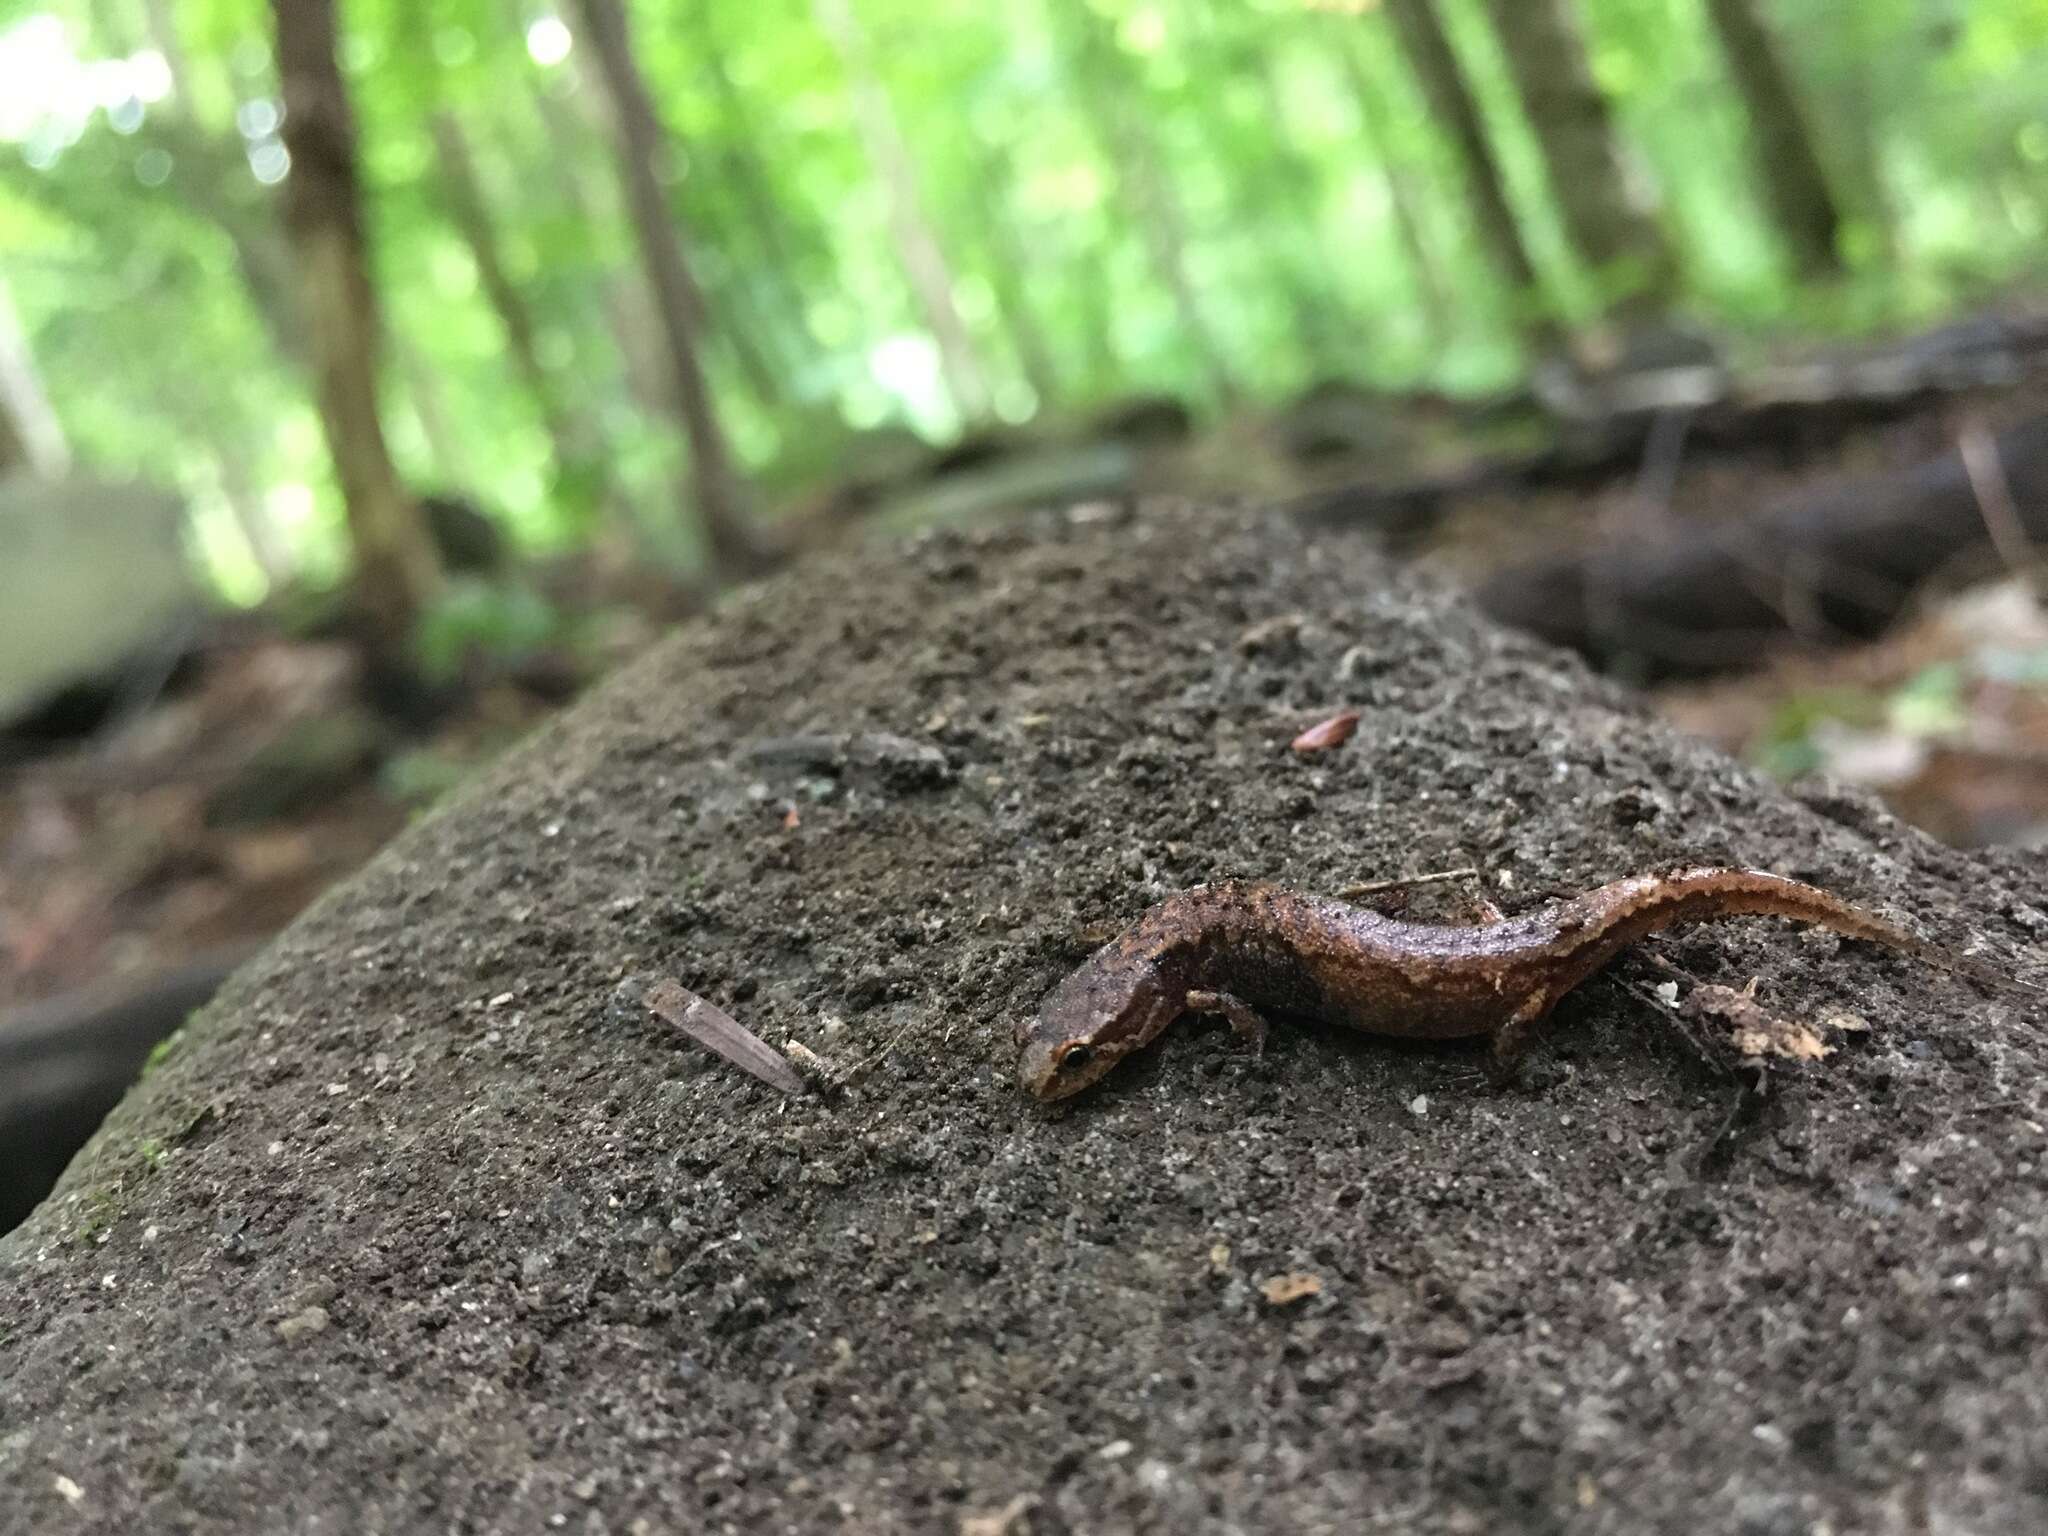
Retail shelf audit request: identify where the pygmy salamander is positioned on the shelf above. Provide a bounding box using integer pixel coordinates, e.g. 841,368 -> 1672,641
1017,867 -> 1947,1101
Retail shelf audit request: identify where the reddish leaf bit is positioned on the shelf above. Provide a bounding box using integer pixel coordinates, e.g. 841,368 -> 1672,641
1291,710 -> 1361,754
1259,1272 -> 1324,1306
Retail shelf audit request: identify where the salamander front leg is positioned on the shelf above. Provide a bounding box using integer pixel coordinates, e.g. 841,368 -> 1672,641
1185,989 -> 1268,1056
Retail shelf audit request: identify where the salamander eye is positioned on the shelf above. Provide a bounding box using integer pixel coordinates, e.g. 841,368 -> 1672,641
1057,1043 -> 1093,1074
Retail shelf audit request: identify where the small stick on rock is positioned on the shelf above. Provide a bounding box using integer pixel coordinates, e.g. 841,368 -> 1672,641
1337,867 -> 1483,900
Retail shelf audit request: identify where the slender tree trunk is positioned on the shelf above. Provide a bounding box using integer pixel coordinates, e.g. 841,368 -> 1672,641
1172,2 -> 1337,377
213,441 -> 293,585
271,0 -> 441,637
691,2 -> 826,375
0,286 -> 69,479
966,143 -> 1061,408
812,0 -> 991,423
1702,0 -> 1843,280
1833,38 -> 1898,265
395,336 -> 474,490
566,0 -> 765,579
1254,50 -> 1371,377
429,108 -> 636,531
697,255 -> 789,413
1070,230 -> 1121,393
546,7 -> 785,421
1052,0 -> 1238,404
129,4 -> 315,375
142,0 -> 195,101
1333,36 -> 1451,344
429,115 -> 578,464
1380,0 -> 1547,331
507,20 -> 675,438
1479,0 -> 1679,319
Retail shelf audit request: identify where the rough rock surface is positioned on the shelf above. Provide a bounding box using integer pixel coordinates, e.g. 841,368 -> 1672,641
3,503 -> 2044,1535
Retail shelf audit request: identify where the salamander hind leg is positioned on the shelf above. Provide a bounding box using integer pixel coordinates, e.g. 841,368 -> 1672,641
1185,990 -> 1268,1056
1487,991 -> 1562,1083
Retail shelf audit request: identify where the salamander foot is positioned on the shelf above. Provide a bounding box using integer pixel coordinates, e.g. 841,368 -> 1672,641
1185,989 -> 1268,1056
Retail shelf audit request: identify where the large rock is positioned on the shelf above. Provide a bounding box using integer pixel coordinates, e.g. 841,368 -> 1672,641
0,478 -> 199,728
2,503 -> 2043,1533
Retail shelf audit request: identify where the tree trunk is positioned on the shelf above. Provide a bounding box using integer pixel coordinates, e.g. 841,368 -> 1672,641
0,284 -> 69,478
1333,35 -> 1452,345
213,441 -> 293,586
1053,0 -> 1238,405
428,113 -> 575,457
1702,0 -> 1843,280
697,259 -> 789,414
1833,38 -> 1899,266
270,0 -> 441,638
1479,0 -> 1679,320
1246,50 -> 1354,378
811,0 -> 991,424
565,0 -> 766,579
394,336 -> 474,491
1380,0 -> 1547,332
552,2 -> 776,427
504,12 -> 675,461
691,2 -> 826,377
966,144 -> 1062,409
429,110 -> 628,529
1170,8 -> 1341,379
142,0 -> 195,101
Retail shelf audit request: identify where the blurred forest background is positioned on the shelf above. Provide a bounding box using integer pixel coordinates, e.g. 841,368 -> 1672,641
2,0 -> 2044,601
5,0 -> 2048,1228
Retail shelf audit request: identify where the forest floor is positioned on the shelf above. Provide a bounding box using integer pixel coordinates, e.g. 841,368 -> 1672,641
4,369 -> 2044,1022
3,494 -> 2043,1532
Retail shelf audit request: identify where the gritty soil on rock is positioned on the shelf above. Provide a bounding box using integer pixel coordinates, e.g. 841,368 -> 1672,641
2,502 -> 2045,1535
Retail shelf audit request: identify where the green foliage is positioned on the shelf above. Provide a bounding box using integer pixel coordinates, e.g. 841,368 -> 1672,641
141,1028 -> 185,1079
1756,685 -> 1886,779
380,745 -> 480,807
412,574 -> 565,680
0,0 -> 2043,598
1756,649 -> 2048,780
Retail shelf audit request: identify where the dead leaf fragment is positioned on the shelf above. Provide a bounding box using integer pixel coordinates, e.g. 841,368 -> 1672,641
1259,1272 -> 1324,1306
640,977 -> 809,1096
1291,709 -> 1361,754
1683,979 -> 1831,1061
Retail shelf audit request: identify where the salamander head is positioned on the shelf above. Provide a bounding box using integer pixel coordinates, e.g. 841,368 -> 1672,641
1016,949 -> 1186,1102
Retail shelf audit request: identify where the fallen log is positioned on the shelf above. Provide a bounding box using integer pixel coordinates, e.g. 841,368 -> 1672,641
1476,414 -> 2048,676
0,944 -> 259,1233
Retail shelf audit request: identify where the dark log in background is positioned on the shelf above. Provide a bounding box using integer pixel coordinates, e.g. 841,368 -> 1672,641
1476,414 -> 2048,676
